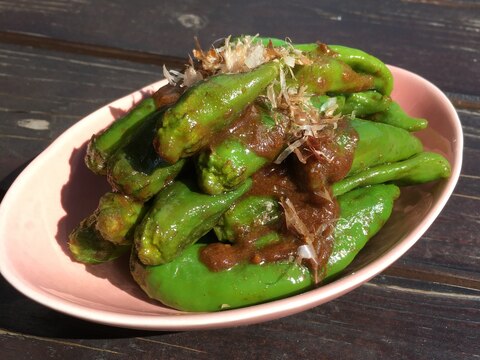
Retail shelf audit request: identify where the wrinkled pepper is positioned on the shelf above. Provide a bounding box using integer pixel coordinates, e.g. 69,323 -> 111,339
95,192 -> 146,245
134,178 -> 252,266
196,117 -> 423,195
85,85 -> 183,175
85,98 -> 157,175
214,196 -> 281,242
252,36 -> 393,95
196,104 -> 285,194
69,215 -> 131,264
332,152 -> 451,196
370,101 -> 428,132
310,93 -> 427,132
68,192 -> 145,263
294,54 -> 379,95
106,110 -> 185,201
130,184 -> 400,312
154,62 -> 279,164
348,118 -> 423,175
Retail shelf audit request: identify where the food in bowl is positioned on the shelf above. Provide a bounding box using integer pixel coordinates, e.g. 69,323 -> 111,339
68,35 -> 451,312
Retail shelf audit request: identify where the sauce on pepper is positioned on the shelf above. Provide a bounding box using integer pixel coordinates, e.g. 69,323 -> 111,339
200,119 -> 358,280
210,103 -> 287,161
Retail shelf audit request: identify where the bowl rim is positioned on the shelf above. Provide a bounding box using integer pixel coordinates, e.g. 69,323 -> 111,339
0,65 -> 463,330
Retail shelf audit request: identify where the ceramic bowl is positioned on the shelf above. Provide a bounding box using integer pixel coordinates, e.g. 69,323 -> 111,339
0,66 -> 463,330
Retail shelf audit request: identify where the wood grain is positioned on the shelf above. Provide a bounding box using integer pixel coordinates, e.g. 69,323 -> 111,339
0,0 -> 478,93
0,1 -> 479,359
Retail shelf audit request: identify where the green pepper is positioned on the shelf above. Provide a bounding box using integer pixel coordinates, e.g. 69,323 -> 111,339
251,36 -> 393,95
197,117 -> 423,196
85,98 -> 157,175
84,85 -> 184,175
154,62 -> 279,164
68,215 -> 131,265
310,93 -> 427,132
328,45 -> 393,96
196,105 -> 284,194
332,152 -> 451,196
130,184 -> 399,312
134,178 -> 252,266
324,184 -> 400,280
294,54 -> 378,95
341,91 -> 391,117
213,196 -> 281,242
370,101 -> 428,132
95,192 -> 146,245
348,118 -> 423,175
106,111 -> 185,201
68,192 -> 147,264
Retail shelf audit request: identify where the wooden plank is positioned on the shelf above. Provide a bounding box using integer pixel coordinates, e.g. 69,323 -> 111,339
1,275 -> 478,359
0,0 -> 478,94
0,43 -> 164,181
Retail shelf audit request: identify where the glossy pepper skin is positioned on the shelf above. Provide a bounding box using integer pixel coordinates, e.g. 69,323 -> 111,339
106,110 -> 185,202
134,178 -> 252,266
328,45 -> 393,96
130,184 -> 399,312
324,184 -> 400,280
370,101 -> 428,132
310,92 -> 426,132
198,118 -> 423,196
196,106 -> 282,195
341,91 -> 391,117
252,36 -> 393,96
332,152 -> 451,196
85,98 -> 157,175
68,192 -> 146,264
294,54 -> 378,95
348,118 -> 423,175
154,62 -> 279,164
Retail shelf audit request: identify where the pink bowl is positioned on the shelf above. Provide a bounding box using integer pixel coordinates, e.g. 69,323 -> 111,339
0,66 -> 463,330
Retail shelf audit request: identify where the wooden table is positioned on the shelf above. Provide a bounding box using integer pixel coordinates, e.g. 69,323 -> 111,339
1,1 -> 479,358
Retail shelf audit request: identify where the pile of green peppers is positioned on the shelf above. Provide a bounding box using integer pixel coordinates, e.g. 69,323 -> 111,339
69,36 -> 451,312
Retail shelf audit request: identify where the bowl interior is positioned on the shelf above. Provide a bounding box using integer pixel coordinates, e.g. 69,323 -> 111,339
0,67 -> 462,330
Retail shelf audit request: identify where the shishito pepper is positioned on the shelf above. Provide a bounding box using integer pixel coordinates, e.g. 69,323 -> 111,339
134,178 -> 252,266
68,192 -> 145,263
130,184 -> 400,312
348,118 -> 423,175
69,215 -> 131,264
369,101 -> 428,132
197,118 -> 423,195
310,93 -> 427,132
196,104 -> 285,195
106,110 -> 185,202
252,36 -> 393,96
213,196 -> 281,242
85,98 -> 157,175
94,192 -> 146,245
85,85 -> 183,175
328,45 -> 394,96
332,152 -> 451,196
294,54 -> 379,95
154,62 -> 279,164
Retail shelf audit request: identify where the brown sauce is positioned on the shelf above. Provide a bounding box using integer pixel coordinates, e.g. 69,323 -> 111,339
152,84 -> 184,108
200,119 -> 357,280
290,119 -> 358,202
210,104 -> 287,161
